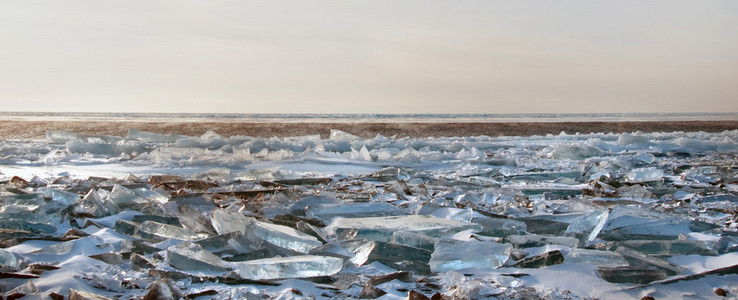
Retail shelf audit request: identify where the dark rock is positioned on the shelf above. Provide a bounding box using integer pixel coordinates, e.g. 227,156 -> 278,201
368,271 -> 413,286
6,293 -> 26,300
9,176 -> 29,188
148,175 -> 185,186
68,289 -> 114,300
640,296 -> 655,300
408,290 -> 430,300
0,272 -> 39,279
358,282 -> 386,299
49,292 -> 65,300
143,278 -> 187,300
27,264 -> 60,275
430,293 -> 445,300
715,288 -> 728,297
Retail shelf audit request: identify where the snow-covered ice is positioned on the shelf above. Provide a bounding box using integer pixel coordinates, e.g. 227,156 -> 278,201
1,129 -> 738,299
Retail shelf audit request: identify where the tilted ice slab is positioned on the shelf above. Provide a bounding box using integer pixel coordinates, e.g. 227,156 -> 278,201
211,209 -> 323,253
430,239 -> 513,272
326,215 -> 482,242
230,255 -> 344,280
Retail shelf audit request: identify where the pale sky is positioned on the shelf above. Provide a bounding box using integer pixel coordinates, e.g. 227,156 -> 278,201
1,1 -> 737,114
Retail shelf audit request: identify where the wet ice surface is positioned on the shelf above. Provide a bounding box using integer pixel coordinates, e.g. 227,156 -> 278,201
1,129 -> 738,299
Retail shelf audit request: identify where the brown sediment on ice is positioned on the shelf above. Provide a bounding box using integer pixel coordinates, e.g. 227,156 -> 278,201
0,120 -> 737,139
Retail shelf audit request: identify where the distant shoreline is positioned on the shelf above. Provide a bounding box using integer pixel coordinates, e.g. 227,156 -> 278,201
1,120 -> 737,139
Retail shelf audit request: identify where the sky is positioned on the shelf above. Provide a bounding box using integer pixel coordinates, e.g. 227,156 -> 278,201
1,1 -> 737,114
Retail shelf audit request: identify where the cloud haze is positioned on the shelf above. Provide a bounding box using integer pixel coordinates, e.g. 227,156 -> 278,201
1,1 -> 737,113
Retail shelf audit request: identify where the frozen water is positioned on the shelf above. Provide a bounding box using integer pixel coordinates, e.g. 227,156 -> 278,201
166,242 -> 232,273
0,249 -> 21,271
231,255 -> 344,280
430,239 -> 512,272
327,215 -> 482,242
1,128 -> 738,298
306,202 -> 404,220
564,249 -> 630,268
135,220 -> 204,241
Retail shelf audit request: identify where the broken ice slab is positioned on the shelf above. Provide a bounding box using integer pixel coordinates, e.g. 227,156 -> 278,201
246,218 -> 324,253
615,246 -> 687,275
564,209 -> 609,243
599,239 -> 717,256
328,215 -> 482,243
368,241 -> 433,274
114,219 -> 139,236
211,210 -> 323,253
473,216 -> 527,237
210,209 -> 251,235
598,205 -> 708,240
230,255 -> 344,280
0,219 -> 56,234
596,268 -> 669,284
65,189 -> 115,218
289,196 -> 342,216
135,221 -> 204,241
106,184 -> 150,210
132,214 -> 180,226
305,202 -> 404,220
625,167 -> 664,183
176,205 -> 217,236
564,249 -> 630,269
513,250 -> 564,268
127,129 -> 187,143
309,239 -> 376,267
45,129 -> 122,144
505,234 -> 579,248
0,249 -> 21,271
167,242 -> 232,273
428,207 -> 473,223
390,231 -> 439,251
515,212 -> 589,235
430,239 -> 512,273
615,184 -> 654,199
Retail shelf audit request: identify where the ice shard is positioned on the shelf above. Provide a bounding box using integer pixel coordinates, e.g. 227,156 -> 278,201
564,249 -> 629,268
66,189 -> 114,218
211,209 -> 251,235
506,234 -> 579,248
135,221 -> 204,241
106,184 -> 149,210
309,239 -> 376,267
615,246 -> 686,275
598,205 -> 695,240
390,231 -> 439,251
230,255 -> 343,280
625,167 -> 664,183
0,249 -> 21,271
430,239 -> 512,272
305,202 -> 403,220
328,215 -> 482,242
245,217 -> 324,253
166,242 -> 232,273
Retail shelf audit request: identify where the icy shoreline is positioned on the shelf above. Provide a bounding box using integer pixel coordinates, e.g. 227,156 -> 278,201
1,128 -> 738,299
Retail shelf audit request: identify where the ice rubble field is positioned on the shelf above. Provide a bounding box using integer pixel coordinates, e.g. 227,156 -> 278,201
1,129 -> 738,299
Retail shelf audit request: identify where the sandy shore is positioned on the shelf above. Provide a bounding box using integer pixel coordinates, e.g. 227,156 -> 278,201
1,120 -> 737,139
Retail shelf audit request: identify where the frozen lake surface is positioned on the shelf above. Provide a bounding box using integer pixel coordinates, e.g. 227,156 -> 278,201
1,128 -> 738,299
